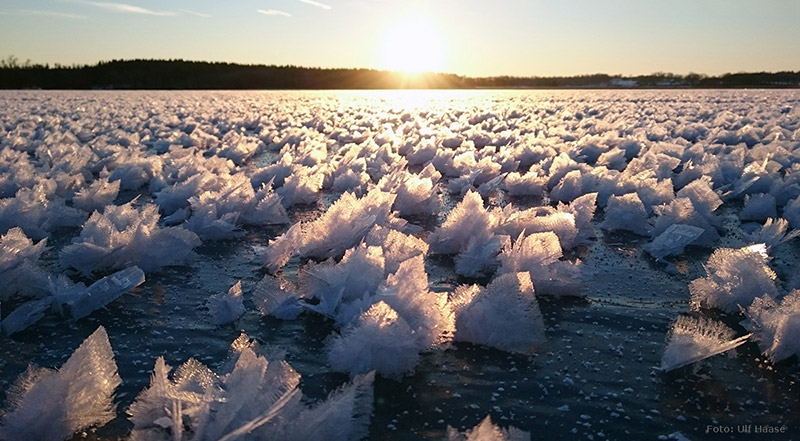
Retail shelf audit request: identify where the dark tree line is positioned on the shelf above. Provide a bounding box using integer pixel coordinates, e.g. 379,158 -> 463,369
0,58 -> 798,89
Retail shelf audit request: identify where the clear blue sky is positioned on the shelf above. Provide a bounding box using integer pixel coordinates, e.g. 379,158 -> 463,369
1,0 -> 798,77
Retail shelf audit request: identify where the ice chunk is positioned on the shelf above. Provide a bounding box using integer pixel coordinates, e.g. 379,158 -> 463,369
267,188 -> 402,267
744,290 -> 800,363
504,170 -> 546,197
675,176 -> 722,216
498,231 -> 562,275
0,327 -> 121,440
327,301 -> 420,379
645,224 -> 705,260
53,266 -> 145,319
365,225 -> 428,275
660,315 -> 750,371
689,244 -> 778,313
0,227 -> 50,300
302,243 -> 385,321
600,193 -> 651,236
1,297 -> 52,336
253,274 -> 303,320
129,333 -> 374,441
651,198 -> 719,247
499,207 -> 579,250
558,192 -> 598,244
376,255 -> 454,349
454,234 -> 508,278
445,415 -> 530,441
60,201 -> 200,276
208,280 -> 246,325
452,272 -> 546,354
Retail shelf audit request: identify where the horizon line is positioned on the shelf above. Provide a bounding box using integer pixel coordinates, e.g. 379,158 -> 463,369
3,56 -> 800,80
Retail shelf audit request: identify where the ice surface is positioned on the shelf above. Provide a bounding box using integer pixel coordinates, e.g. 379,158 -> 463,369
451,272 -> 545,354
0,327 -> 121,440
744,290 -> 800,363
689,244 -> 778,313
4,89 -> 800,440
445,415 -> 530,441
208,280 -> 246,325
660,315 -> 750,372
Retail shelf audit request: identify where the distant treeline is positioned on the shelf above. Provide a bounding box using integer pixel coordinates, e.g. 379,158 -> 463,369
1,57 -> 799,89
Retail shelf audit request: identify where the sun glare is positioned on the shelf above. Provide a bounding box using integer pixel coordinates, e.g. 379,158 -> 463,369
381,15 -> 445,74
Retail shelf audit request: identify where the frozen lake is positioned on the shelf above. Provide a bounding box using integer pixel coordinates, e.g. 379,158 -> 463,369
1,89 -> 799,440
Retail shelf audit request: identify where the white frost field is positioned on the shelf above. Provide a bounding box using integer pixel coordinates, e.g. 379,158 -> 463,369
0,89 -> 799,440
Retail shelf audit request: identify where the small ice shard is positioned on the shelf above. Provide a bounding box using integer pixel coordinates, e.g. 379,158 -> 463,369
689,244 -> 778,313
645,224 -> 705,260
744,290 -> 800,363
327,301 -> 420,379
253,274 -> 303,320
1,297 -> 53,335
53,266 -> 145,319
0,327 -> 121,440
445,415 -> 530,441
660,315 -> 750,372
452,272 -> 546,354
208,280 -> 246,325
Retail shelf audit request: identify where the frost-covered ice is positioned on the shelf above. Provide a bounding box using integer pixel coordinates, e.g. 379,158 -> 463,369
660,315 -> 750,371
0,327 -> 120,440
2,89 -> 800,440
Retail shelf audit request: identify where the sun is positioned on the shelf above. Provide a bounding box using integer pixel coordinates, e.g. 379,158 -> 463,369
381,15 -> 446,74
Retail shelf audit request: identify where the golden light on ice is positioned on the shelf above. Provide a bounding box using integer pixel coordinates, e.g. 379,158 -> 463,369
381,15 -> 445,74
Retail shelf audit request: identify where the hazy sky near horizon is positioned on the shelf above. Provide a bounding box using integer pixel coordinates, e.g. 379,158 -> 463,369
1,0 -> 799,77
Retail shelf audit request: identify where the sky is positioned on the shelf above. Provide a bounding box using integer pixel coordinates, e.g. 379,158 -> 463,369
1,0 -> 799,77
